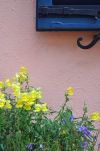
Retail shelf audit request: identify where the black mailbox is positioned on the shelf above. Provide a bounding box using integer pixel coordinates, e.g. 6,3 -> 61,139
36,0 -> 100,31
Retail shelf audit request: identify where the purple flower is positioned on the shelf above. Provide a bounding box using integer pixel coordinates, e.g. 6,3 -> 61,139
77,125 -> 91,137
78,125 -> 87,132
98,143 -> 100,149
80,141 -> 88,148
26,144 -> 33,150
70,114 -> 74,122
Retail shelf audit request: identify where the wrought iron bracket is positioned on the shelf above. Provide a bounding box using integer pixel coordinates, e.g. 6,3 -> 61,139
77,33 -> 100,49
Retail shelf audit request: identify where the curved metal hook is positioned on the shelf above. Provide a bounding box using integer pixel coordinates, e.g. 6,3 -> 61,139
77,33 -> 100,49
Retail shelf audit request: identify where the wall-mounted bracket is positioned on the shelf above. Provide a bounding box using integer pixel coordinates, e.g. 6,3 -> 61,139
37,0 -> 100,49
77,33 -> 100,49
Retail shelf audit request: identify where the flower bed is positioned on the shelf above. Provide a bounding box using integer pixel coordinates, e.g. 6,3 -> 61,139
0,67 -> 100,151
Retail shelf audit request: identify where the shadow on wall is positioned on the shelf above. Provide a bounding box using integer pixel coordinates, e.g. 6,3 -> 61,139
29,30 -> 100,79
34,31 -> 100,51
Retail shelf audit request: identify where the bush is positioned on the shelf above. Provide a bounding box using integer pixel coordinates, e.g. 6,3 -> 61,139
0,67 -> 100,151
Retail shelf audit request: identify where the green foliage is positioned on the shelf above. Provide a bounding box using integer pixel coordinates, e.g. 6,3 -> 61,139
0,67 -> 99,151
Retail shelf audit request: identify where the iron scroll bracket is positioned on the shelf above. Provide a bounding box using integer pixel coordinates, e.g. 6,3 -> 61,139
77,33 -> 100,49
37,5 -> 100,49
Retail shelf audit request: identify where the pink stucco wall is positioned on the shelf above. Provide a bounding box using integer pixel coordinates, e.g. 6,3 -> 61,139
0,0 -> 100,118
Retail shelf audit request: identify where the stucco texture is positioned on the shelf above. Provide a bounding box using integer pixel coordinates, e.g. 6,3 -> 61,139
0,0 -> 100,119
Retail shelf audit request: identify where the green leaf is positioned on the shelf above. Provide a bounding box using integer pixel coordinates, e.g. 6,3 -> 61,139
0,144 -> 4,151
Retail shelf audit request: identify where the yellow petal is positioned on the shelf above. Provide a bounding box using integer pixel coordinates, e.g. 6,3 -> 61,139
30,89 -> 42,100
27,99 -> 35,105
20,66 -> 27,74
0,100 -> 5,108
34,107 -> 41,112
20,93 -> 29,101
34,104 -> 41,112
5,102 -> 12,109
5,79 -> 11,87
15,100 -> 23,108
35,104 -> 41,108
0,92 -> 5,99
90,112 -> 100,121
66,87 -> 73,96
41,103 -> 48,112
18,72 -> 26,81
0,103 -> 4,108
24,104 -> 31,110
0,81 -> 4,89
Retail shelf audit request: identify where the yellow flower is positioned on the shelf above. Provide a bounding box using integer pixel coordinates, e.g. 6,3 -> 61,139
5,100 -> 12,109
12,67 -> 27,84
0,102 -> 5,108
34,103 -> 48,112
12,83 -> 20,90
18,72 -> 26,82
20,66 -> 27,74
11,83 -> 20,97
15,92 -> 33,106
13,90 -> 20,97
27,98 -> 35,105
66,87 -> 73,96
20,93 -> 29,101
41,103 -> 48,112
0,92 -> 5,99
24,103 -> 31,110
0,100 -> 5,108
5,79 -> 11,87
90,112 -> 100,121
30,89 -> 42,101
0,81 -> 4,89
34,104 -> 41,112
15,100 -> 23,108
0,93 -> 5,108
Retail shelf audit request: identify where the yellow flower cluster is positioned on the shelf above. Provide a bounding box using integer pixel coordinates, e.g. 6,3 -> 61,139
66,87 -> 73,96
90,112 -> 100,121
0,67 -> 48,112
13,66 -> 28,83
0,79 -> 11,90
15,89 -> 42,111
0,92 -> 12,109
11,67 -> 43,111
0,78 -> 12,109
5,79 -> 11,87
34,103 -> 48,112
0,81 -> 4,89
11,83 -> 21,97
